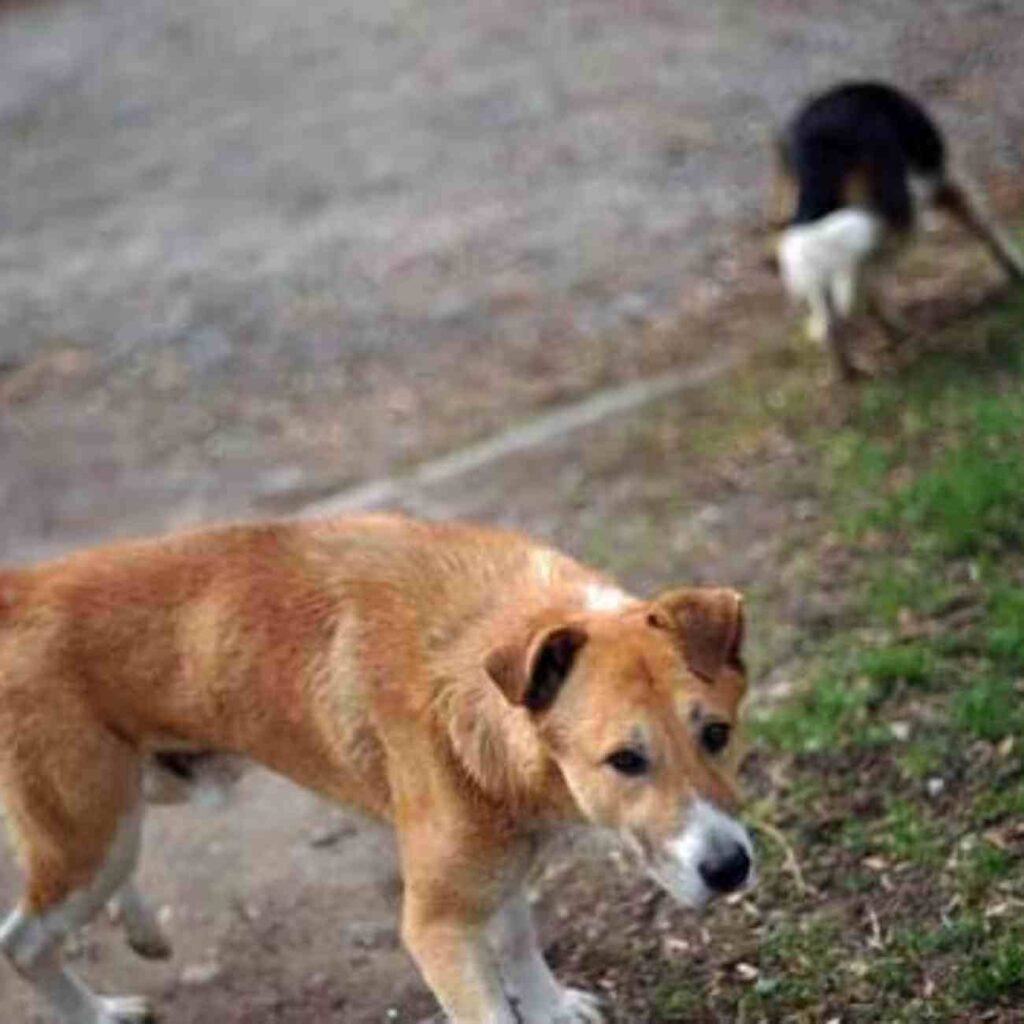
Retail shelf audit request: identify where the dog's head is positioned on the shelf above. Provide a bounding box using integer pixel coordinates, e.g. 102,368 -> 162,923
485,587 -> 753,909
777,208 -> 882,342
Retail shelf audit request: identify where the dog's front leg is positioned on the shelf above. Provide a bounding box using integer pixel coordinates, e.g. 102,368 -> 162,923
489,891 -> 604,1024
402,891 -> 517,1024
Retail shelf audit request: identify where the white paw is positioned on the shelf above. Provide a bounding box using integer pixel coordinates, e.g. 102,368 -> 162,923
99,995 -> 157,1023
553,987 -> 605,1024
805,311 -> 830,344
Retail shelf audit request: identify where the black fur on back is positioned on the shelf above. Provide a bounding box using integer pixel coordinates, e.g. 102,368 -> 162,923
781,82 -> 946,230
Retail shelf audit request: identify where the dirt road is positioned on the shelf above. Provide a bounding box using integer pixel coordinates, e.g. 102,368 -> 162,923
3,0 -> 1023,564
2,0 -> 1024,1020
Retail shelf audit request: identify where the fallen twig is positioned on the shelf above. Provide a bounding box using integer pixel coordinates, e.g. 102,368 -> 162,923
749,816 -> 814,897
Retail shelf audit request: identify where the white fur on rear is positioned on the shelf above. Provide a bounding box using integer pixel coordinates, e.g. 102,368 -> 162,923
778,209 -> 883,341
648,799 -> 754,910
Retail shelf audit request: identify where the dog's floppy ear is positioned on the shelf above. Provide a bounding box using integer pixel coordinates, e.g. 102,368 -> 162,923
485,624 -> 588,713
647,587 -> 744,682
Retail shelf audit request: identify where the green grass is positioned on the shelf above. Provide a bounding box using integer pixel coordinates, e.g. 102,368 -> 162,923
753,664 -> 882,753
953,674 -> 1024,741
648,285 -> 1024,1020
856,643 -> 936,688
986,584 -> 1024,664
957,838 -> 1015,904
877,798 -> 944,868
957,925 -> 1024,1006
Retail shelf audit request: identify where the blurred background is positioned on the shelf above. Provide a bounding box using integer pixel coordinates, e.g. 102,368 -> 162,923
2,0 -> 1022,563
2,1 -> 1024,1022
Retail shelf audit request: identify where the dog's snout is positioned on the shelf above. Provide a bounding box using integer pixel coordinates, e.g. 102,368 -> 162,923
698,842 -> 751,894
648,799 -> 755,908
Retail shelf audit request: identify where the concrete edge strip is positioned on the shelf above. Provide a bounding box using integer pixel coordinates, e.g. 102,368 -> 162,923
303,345 -> 745,516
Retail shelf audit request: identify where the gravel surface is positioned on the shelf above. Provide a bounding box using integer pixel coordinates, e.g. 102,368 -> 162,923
2,0 -> 1024,561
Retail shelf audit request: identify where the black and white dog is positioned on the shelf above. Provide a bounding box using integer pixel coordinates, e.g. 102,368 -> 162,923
774,81 -> 1024,379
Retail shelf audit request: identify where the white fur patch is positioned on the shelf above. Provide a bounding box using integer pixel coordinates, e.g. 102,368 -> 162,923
778,209 -> 883,340
583,584 -> 631,613
648,799 -> 754,910
531,549 -> 556,587
490,894 -> 605,1022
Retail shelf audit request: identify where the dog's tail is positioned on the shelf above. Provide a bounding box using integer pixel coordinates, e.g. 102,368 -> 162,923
936,173 -> 1024,282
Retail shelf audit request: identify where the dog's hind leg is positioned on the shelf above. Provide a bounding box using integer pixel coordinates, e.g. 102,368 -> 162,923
864,288 -> 912,350
0,719 -> 155,1023
1,809 -> 154,1023
109,881 -> 171,962
935,176 -> 1024,282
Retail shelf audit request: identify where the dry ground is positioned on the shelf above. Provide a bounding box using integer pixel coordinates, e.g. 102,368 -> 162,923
3,1 -> 1024,1022
3,0 -> 1024,563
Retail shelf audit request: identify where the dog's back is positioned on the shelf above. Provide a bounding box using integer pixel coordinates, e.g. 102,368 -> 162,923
781,81 -> 946,231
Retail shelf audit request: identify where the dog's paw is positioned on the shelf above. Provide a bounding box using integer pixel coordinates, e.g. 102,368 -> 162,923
109,891 -> 173,961
98,995 -> 157,1023
553,988 -> 605,1024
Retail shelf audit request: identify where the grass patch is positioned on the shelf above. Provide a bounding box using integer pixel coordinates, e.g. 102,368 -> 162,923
856,643 -> 936,688
957,838 -> 1015,904
646,283 -> 1024,1020
985,583 -> 1024,665
952,674 -> 1024,741
753,666 -> 880,753
877,798 -> 944,868
957,925 -> 1024,1006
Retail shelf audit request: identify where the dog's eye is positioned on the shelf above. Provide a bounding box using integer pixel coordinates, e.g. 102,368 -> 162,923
605,748 -> 650,777
700,722 -> 731,755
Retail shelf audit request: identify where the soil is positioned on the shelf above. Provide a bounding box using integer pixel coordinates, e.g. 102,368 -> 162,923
2,0 -> 1024,1021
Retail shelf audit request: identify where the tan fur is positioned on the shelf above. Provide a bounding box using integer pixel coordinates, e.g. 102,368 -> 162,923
0,515 -> 748,1021
768,158 -> 872,230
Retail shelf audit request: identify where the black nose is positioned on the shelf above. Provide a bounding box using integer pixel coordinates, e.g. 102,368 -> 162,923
698,843 -> 751,894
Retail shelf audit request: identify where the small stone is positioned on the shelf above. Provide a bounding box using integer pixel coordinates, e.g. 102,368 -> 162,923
346,922 -> 396,951
258,466 -> 306,497
889,721 -> 911,742
612,291 -> 654,325
180,961 -> 222,986
309,820 -> 357,848
183,327 -> 232,371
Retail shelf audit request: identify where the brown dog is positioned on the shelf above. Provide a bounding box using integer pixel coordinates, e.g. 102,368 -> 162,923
0,515 -> 753,1023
